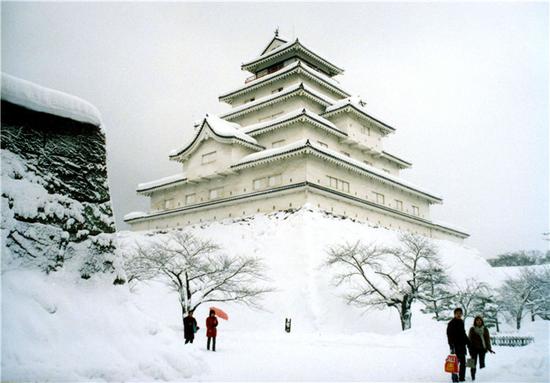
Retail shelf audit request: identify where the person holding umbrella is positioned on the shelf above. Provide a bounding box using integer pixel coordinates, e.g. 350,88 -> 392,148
206,307 -> 228,352
206,309 -> 219,351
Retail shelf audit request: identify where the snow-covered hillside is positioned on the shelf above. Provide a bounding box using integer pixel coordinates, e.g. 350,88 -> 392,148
3,209 -> 548,381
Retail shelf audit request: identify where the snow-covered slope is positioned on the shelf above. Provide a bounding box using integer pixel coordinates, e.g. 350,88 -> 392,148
5,209 -> 548,381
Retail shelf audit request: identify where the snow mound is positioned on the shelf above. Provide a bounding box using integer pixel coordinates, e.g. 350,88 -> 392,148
3,209 -> 547,381
1,72 -> 102,126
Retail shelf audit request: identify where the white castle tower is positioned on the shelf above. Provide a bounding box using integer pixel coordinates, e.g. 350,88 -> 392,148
125,33 -> 468,242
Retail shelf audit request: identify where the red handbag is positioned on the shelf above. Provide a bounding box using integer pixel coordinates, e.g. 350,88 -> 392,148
445,354 -> 459,373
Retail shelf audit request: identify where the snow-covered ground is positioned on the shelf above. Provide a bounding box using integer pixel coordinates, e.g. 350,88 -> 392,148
2,209 -> 549,381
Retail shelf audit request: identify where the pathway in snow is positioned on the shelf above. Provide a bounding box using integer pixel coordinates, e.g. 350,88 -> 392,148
189,324 -> 549,382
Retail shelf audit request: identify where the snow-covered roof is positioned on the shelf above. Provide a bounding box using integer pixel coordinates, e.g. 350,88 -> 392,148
380,151 -> 412,168
323,97 -> 396,133
241,39 -> 344,76
242,108 -> 346,137
169,115 -> 262,159
123,211 -> 148,221
259,35 -> 288,56
203,115 -> 258,145
219,82 -> 336,120
1,72 -> 102,126
432,220 -> 469,236
219,61 -> 349,102
137,173 -> 187,193
233,139 -> 442,202
325,96 -> 366,113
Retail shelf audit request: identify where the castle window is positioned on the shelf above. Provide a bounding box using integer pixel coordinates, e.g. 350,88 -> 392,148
395,200 -> 403,211
327,176 -> 350,192
412,206 -> 420,216
317,141 -> 328,148
341,151 -> 351,157
341,181 -> 350,192
253,178 -> 266,190
271,87 -> 284,94
382,169 -> 390,174
185,193 -> 196,205
209,187 -> 223,200
201,151 -> 217,164
364,160 -> 373,166
272,139 -> 286,148
268,174 -> 282,187
373,192 -> 385,205
164,199 -> 174,209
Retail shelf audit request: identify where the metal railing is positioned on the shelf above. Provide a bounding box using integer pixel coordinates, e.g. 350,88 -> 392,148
491,335 -> 534,347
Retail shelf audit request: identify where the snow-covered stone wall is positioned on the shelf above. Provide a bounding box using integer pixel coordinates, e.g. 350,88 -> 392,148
1,74 -> 115,274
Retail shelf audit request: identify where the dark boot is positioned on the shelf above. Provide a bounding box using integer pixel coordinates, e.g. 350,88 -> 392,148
471,368 -> 476,381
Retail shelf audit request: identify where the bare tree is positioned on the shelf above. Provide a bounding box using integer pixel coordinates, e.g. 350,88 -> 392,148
326,233 -> 439,331
123,230 -> 273,330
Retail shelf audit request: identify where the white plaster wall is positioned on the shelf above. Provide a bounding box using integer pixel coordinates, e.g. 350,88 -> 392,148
230,96 -> 325,127
304,156 -> 431,219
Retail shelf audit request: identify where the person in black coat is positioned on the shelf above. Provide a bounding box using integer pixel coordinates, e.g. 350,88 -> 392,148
447,307 -> 470,382
183,310 -> 199,344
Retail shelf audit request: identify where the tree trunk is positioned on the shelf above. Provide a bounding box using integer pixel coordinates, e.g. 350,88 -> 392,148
516,312 -> 522,330
433,301 -> 439,320
530,308 -> 535,322
495,316 -> 500,333
399,295 -> 413,331
180,301 -> 186,334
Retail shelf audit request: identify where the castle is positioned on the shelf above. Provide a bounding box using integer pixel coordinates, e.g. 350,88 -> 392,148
125,33 -> 468,242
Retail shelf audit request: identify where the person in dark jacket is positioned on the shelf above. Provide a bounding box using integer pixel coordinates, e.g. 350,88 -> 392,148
447,308 -> 470,382
468,316 -> 495,381
183,310 -> 199,344
206,309 -> 218,351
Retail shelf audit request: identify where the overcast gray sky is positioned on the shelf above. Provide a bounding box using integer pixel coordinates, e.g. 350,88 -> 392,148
2,1 -> 548,258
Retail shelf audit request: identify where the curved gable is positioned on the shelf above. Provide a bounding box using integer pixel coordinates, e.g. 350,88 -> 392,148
169,118 -> 264,162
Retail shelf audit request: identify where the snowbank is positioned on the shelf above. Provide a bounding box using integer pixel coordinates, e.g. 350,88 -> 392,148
1,73 -> 102,126
2,209 -> 547,381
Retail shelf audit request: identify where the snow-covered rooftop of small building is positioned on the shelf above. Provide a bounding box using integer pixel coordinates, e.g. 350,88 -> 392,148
233,139 -> 442,201
219,82 -> 336,119
1,73 -> 102,126
137,173 -> 187,193
169,115 -> 260,157
242,108 -> 345,136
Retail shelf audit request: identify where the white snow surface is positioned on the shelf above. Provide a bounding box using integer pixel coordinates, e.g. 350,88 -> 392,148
137,173 -> 187,192
3,208 -> 548,381
1,72 -> 102,126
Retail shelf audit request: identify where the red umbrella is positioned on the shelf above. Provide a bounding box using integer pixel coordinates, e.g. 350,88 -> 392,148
209,306 -> 228,320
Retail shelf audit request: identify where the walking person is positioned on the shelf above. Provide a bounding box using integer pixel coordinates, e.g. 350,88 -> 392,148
183,310 -> 199,344
447,308 -> 470,382
206,309 -> 218,351
468,316 -> 496,381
